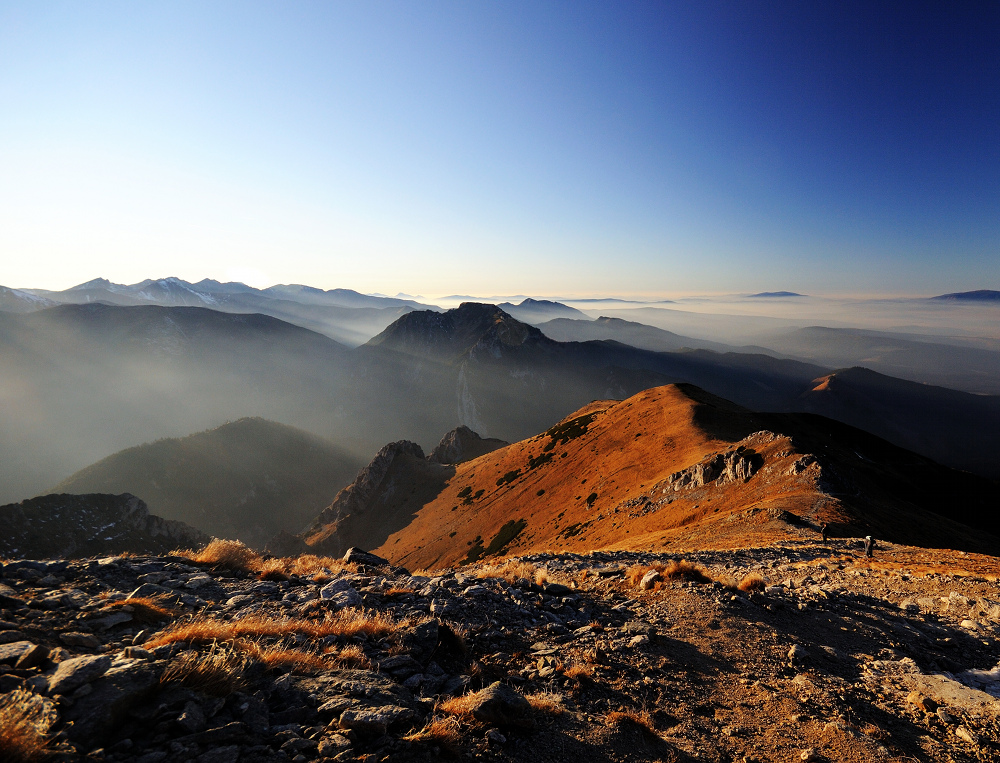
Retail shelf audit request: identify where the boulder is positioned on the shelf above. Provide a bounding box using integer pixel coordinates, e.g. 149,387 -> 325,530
339,705 -> 415,734
466,681 -> 530,726
47,654 -> 112,695
62,658 -> 162,743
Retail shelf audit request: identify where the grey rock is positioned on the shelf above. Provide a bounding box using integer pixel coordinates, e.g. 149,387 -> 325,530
91,611 -> 133,630
0,629 -> 27,644
63,658 -> 162,742
338,705 -> 415,734
0,641 -> 36,664
47,654 -> 112,695
177,700 -> 207,733
59,632 -> 101,649
343,547 -> 392,568
466,681 -> 530,726
15,643 -> 49,670
317,735 -> 351,756
787,644 -> 810,663
403,619 -> 439,660
639,570 -> 660,590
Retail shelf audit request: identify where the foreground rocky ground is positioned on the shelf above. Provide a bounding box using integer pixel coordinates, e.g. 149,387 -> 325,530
0,541 -> 998,762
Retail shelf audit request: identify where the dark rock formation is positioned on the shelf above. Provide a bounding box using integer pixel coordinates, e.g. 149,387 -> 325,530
0,494 -> 209,559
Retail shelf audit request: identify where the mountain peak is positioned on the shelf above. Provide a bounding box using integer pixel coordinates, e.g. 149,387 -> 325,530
366,302 -> 545,358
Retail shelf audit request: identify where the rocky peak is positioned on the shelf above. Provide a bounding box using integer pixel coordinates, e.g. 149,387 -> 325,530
366,303 -> 545,360
311,441 -> 426,530
428,426 -> 509,465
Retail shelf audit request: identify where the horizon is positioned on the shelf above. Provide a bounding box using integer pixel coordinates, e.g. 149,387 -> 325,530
1,2 -> 997,297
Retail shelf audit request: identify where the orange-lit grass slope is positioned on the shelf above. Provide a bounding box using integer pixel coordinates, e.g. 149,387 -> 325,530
374,385 -> 845,570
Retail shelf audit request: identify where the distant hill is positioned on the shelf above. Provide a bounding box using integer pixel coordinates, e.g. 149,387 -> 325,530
0,285 -> 56,313
0,493 -> 208,559
537,315 -> 737,353
748,291 -> 805,297
757,326 -> 1000,395
930,290 -> 1000,302
496,298 -> 589,324
51,418 -> 366,548
301,384 -> 1000,568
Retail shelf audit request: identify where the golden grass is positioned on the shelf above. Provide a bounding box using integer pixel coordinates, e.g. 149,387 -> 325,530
562,663 -> 593,682
0,691 -> 51,763
534,568 -> 549,586
178,539 -> 261,571
326,644 -> 371,669
476,560 -> 537,584
438,693 -> 479,718
107,596 -> 177,624
627,559 -> 712,588
160,645 -> 249,696
402,717 -> 463,753
737,572 -> 766,592
145,608 -> 397,649
525,691 -> 566,715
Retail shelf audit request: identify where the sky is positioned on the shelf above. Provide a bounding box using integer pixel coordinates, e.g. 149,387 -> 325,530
0,1 -> 997,297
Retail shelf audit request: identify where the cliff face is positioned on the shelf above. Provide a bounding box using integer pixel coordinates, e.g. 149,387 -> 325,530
0,494 -> 209,559
428,426 -> 509,465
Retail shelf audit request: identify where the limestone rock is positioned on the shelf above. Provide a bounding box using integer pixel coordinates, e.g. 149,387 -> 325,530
47,654 -> 112,695
466,682 -> 530,726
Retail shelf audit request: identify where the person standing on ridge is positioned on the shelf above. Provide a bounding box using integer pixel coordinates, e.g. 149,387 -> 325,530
864,535 -> 876,558
821,523 -> 829,543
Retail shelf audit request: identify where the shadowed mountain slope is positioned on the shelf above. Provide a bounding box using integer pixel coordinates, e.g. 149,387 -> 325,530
51,418 -> 366,547
538,315 -> 741,353
302,385 -> 1000,570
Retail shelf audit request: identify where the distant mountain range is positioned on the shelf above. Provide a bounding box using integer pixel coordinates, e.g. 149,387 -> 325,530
3,298 -> 999,504
496,298 -> 589,324
14,276 -> 433,346
51,418 -> 366,547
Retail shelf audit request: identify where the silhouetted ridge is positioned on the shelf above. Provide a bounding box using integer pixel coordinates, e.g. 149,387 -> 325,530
931,290 -> 1000,301
366,302 -> 548,358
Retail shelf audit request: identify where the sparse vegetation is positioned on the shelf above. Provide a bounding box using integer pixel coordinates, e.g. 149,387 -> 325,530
145,608 -> 397,649
605,709 -> 660,739
476,559 -> 537,584
105,596 -> 176,624
0,691 -> 52,763
160,644 -> 249,696
525,691 -> 566,715
737,572 -> 766,592
179,539 -> 260,571
496,469 -> 522,487
402,717 -> 463,753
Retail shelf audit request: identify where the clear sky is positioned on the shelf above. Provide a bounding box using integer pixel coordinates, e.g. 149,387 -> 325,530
1,1 -> 997,297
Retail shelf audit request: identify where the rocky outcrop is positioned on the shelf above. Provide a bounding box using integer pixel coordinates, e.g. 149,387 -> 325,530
429,426 -> 509,465
310,441 -> 426,531
0,494 -> 208,559
665,446 -> 763,491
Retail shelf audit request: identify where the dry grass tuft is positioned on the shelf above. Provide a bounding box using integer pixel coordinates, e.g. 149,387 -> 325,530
236,641 -> 329,673
145,608 -> 397,649
525,691 -> 566,715
562,663 -> 593,683
606,709 -> 660,739
402,717 -> 463,753
534,568 -> 549,586
0,691 -> 52,763
476,560 -> 537,584
737,572 -> 766,592
179,539 -> 261,571
659,559 -> 711,583
107,596 -> 177,624
327,644 -> 371,669
160,645 -> 248,696
438,692 -> 479,719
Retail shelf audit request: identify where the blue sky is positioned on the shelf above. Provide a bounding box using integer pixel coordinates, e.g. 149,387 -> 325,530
0,1 -> 997,296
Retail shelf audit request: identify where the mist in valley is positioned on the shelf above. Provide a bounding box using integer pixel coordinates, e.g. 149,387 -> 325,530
1,280 -> 998,546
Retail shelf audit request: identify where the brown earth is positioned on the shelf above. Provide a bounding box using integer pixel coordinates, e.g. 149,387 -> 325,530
303,384 -> 1000,570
